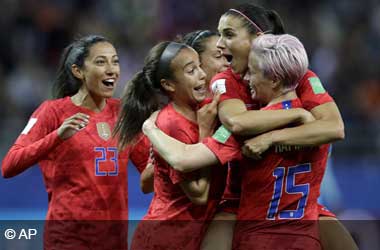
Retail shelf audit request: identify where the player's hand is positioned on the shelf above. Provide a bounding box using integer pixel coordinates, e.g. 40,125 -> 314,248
298,108 -> 315,124
242,132 -> 273,160
57,113 -> 90,140
142,111 -> 159,134
197,92 -> 220,137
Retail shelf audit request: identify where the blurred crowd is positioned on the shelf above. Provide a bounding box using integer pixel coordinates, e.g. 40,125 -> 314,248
1,0 -> 380,158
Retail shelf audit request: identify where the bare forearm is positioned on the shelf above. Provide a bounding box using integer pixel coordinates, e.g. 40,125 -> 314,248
271,119 -> 344,146
181,168 -> 211,205
144,127 -> 218,172
199,125 -> 214,140
140,163 -> 154,194
227,109 -> 306,136
196,167 -> 211,194
144,126 -> 185,166
270,102 -> 345,146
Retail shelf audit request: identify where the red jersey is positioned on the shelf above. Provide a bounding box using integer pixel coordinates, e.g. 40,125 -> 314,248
129,133 -> 151,173
131,103 -> 226,250
2,97 -> 129,250
203,99 -> 328,249
296,70 -> 333,111
210,68 -> 334,212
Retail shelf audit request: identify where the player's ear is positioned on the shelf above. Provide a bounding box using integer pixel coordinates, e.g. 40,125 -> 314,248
71,64 -> 84,80
161,79 -> 175,93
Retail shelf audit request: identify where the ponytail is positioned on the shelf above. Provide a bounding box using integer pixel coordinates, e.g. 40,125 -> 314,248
266,10 -> 285,35
114,41 -> 187,148
114,70 -> 160,149
52,44 -> 81,98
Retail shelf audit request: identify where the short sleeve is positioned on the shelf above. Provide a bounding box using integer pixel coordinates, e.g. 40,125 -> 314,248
210,75 -> 241,103
202,125 -> 242,165
297,70 -> 334,111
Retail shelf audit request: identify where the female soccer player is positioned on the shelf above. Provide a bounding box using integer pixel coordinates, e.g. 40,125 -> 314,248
181,30 -> 229,90
142,3 -> 357,250
142,33 -> 336,249
114,41 -> 225,250
127,29 -> 229,194
214,4 -> 356,250
1,35 -> 129,250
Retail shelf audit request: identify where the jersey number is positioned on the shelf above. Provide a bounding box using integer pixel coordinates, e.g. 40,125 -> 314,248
267,163 -> 311,220
94,147 -> 119,176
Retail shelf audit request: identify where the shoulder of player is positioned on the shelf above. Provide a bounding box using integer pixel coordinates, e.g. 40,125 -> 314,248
299,69 -> 318,85
36,98 -> 67,113
210,69 -> 234,84
155,104 -> 174,130
156,104 -> 193,136
209,69 -> 239,95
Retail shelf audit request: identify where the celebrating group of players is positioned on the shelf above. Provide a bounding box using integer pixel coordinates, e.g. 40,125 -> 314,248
2,3 -> 358,250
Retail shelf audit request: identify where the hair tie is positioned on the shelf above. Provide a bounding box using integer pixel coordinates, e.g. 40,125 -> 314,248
229,9 -> 263,33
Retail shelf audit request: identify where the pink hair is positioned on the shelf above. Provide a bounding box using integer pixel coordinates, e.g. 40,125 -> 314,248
251,34 -> 308,91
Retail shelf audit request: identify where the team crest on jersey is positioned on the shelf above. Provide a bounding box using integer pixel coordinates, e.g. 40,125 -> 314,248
211,79 -> 226,94
96,122 -> 111,141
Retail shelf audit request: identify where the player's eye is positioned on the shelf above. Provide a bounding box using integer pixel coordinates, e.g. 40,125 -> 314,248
95,60 -> 105,65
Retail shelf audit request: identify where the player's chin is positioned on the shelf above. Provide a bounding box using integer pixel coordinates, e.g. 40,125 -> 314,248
193,94 -> 207,104
101,91 -> 115,99
231,61 -> 246,75
218,65 -> 229,73
193,89 -> 207,100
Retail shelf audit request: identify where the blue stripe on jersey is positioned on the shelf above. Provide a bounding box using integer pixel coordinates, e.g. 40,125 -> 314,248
282,100 -> 292,110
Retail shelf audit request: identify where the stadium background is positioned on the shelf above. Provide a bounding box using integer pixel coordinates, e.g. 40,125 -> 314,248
0,0 -> 379,249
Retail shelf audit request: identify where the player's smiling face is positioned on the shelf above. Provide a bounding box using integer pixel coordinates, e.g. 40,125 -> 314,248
199,35 -> 229,85
77,42 -> 120,99
245,52 -> 275,104
169,47 -> 207,106
217,14 -> 258,75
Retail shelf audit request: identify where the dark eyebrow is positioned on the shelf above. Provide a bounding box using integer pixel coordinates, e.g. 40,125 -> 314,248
182,60 -> 195,69
93,55 -> 118,61
222,28 -> 234,33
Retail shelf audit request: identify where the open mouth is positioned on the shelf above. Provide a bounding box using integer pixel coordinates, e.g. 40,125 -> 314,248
223,54 -> 233,63
102,79 -> 115,87
194,84 -> 207,94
